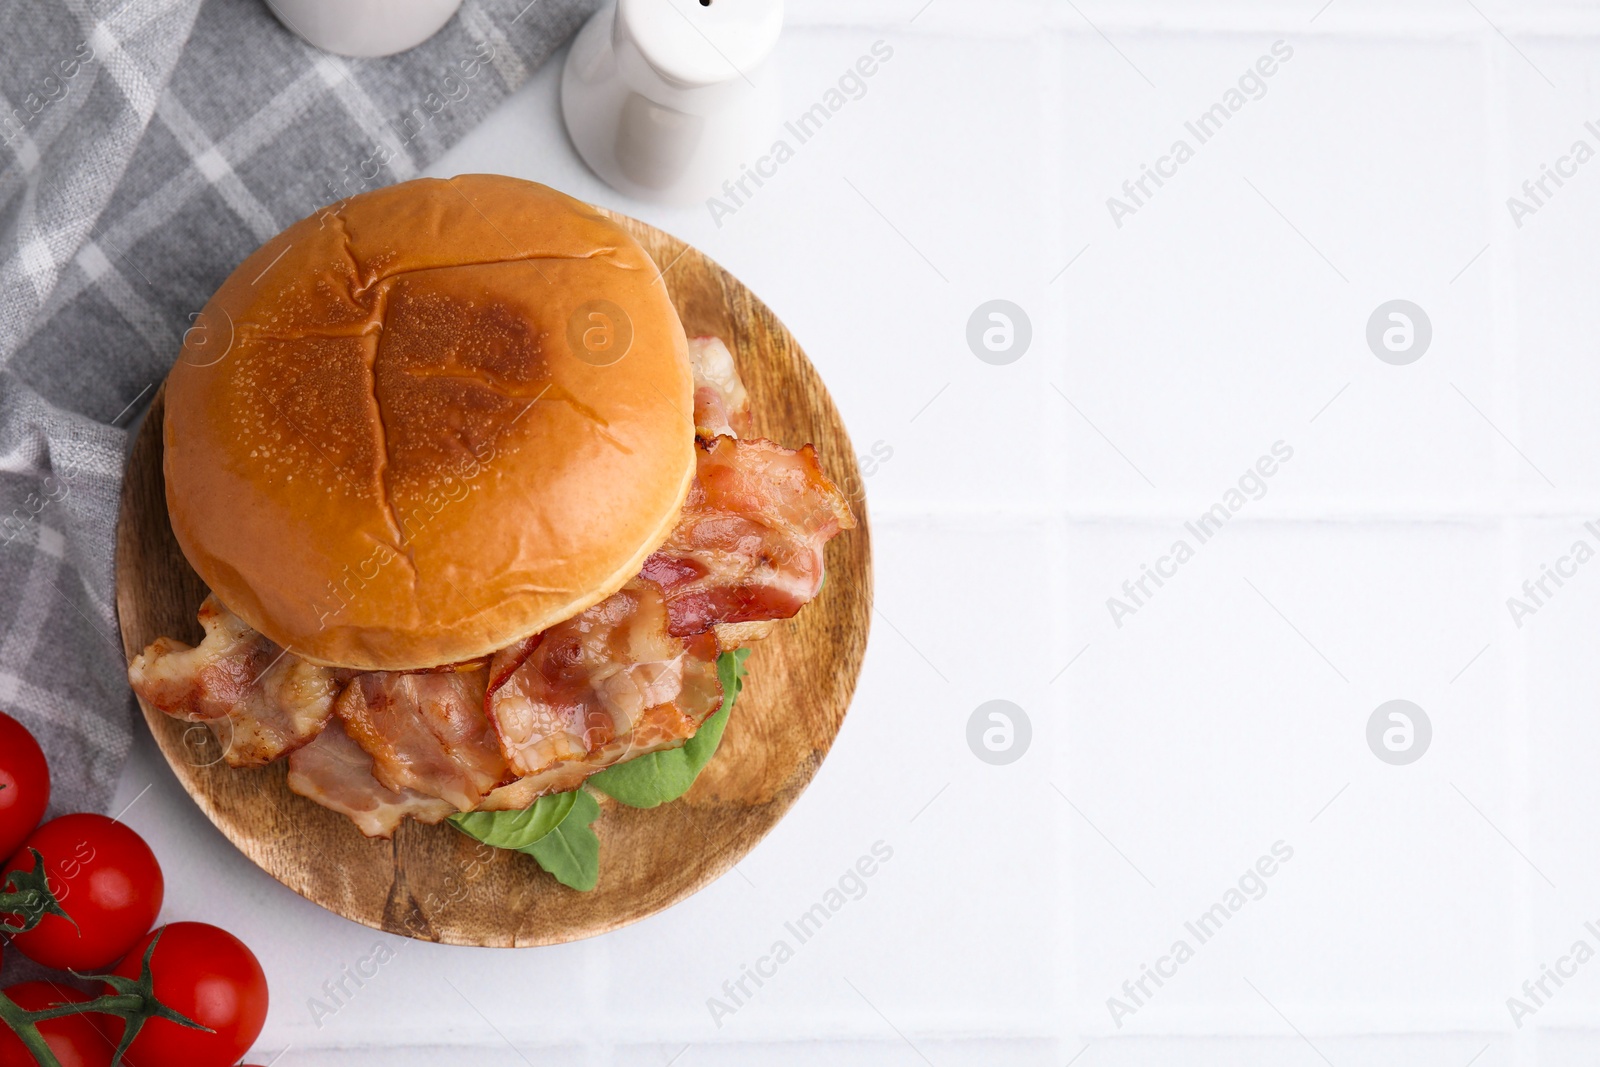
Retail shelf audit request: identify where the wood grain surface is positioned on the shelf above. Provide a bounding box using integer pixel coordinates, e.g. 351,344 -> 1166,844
112,214 -> 873,947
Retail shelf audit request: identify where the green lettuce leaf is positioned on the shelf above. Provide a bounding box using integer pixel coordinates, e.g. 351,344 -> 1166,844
447,790 -> 577,850
588,648 -> 750,809
524,788 -> 601,891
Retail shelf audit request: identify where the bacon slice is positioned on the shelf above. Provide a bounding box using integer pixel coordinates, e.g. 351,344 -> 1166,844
640,436 -> 855,638
336,669 -> 505,812
286,718 -> 455,838
485,580 -> 723,786
688,336 -> 751,439
127,596 -> 342,767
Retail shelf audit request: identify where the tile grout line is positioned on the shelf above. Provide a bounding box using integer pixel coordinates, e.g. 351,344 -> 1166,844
1478,29 -> 1535,1067
862,504 -> 1600,523
590,920 -> 612,1067
780,7 -> 1600,38
1037,18 -> 1082,1053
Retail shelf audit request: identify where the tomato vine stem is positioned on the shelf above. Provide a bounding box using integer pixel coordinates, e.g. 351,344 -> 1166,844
0,929 -> 213,1067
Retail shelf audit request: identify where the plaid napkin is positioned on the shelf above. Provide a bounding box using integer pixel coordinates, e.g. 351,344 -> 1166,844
0,0 -> 599,820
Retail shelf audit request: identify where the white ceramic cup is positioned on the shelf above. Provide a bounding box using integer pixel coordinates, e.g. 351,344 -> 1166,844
561,0 -> 783,204
265,0 -> 465,58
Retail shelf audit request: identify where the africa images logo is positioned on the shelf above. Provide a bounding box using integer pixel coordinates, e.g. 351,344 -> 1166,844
1365,300 -> 1431,365
966,300 -> 1032,365
967,701 -> 1030,765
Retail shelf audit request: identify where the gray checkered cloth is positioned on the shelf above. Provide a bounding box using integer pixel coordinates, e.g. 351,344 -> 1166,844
0,0 -> 598,819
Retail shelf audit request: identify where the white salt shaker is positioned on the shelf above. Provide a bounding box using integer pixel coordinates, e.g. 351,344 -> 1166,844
264,0 -> 464,58
561,0 -> 783,204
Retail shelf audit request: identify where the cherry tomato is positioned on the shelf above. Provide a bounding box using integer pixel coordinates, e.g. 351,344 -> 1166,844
0,982 -> 112,1067
106,922 -> 268,1067
0,711 -> 49,864
2,814 -> 163,971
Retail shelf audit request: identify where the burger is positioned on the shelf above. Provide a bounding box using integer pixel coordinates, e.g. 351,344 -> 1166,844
127,175 -> 855,883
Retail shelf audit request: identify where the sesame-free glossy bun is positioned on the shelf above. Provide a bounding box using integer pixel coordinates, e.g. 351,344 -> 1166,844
163,175 -> 695,670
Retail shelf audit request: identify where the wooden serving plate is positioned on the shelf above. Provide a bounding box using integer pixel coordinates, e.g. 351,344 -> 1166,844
113,214 -> 872,947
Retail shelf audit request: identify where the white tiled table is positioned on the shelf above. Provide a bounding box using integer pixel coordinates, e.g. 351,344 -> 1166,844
109,1 -> 1600,1062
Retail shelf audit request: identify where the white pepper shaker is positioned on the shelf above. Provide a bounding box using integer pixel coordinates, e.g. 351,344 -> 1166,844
561,0 -> 783,204
264,0 -> 465,58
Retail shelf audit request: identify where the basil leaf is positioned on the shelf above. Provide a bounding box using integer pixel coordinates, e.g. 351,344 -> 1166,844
525,788 -> 601,891
447,790 -> 578,850
589,648 -> 751,809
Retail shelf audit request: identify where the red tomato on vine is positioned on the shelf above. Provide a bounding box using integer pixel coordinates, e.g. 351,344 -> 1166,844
1,814 -> 163,971
106,922 -> 268,1067
0,712 -> 49,863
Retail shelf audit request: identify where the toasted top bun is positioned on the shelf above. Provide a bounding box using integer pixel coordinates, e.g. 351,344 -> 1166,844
164,175 -> 695,671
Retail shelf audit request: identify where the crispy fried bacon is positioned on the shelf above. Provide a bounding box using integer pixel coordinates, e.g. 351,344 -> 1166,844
688,336 -> 751,439
286,718 -> 455,838
486,579 -> 722,780
337,670 -> 505,812
128,336 -> 856,836
641,435 -> 856,637
128,596 -> 344,768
